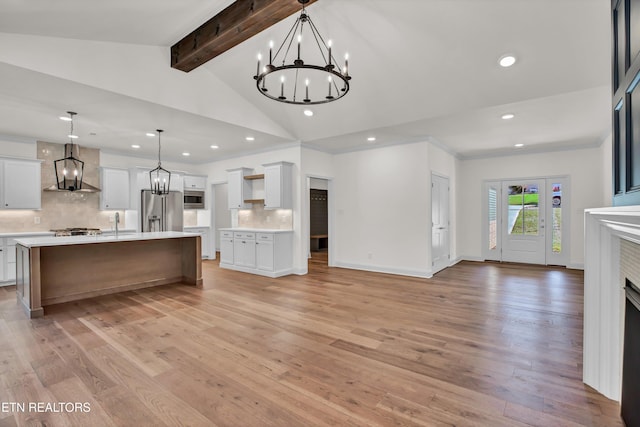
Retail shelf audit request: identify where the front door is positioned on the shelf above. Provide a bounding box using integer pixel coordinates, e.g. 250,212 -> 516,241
501,179 -> 546,264
431,174 -> 450,273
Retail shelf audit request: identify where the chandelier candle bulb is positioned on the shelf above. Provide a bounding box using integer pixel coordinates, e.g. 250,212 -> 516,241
279,75 -> 286,100
256,53 -> 262,77
328,40 -> 333,66
297,35 -> 302,60
269,40 -> 274,65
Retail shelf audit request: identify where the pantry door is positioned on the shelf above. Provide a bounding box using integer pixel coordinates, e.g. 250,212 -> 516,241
501,180 -> 546,264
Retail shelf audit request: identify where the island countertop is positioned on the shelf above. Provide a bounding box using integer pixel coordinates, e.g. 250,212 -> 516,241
14,231 -> 199,248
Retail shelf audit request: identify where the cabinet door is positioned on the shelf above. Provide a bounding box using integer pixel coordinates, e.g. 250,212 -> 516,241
0,239 -> 5,281
184,175 -> 206,190
227,169 -> 251,209
256,240 -> 274,271
264,165 -> 282,209
101,168 -> 130,210
263,162 -> 292,209
3,160 -> 41,209
220,238 -> 234,264
234,239 -> 256,267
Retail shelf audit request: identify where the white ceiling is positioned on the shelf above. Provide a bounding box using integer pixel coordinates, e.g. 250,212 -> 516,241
0,0 -> 611,163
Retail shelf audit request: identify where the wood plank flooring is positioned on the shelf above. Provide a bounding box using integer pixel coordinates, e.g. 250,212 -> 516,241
0,254 -> 624,426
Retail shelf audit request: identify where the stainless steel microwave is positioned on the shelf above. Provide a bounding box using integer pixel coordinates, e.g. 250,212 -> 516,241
184,190 -> 205,209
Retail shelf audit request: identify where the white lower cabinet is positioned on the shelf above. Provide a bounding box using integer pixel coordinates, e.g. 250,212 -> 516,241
256,233 -> 274,271
220,229 -> 293,277
233,232 -> 256,268
220,231 -> 234,265
0,233 -> 55,286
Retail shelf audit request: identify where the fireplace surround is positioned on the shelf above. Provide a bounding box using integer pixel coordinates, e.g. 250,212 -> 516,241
584,206 -> 640,401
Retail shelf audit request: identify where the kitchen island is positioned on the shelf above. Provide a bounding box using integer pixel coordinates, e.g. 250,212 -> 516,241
14,232 -> 202,318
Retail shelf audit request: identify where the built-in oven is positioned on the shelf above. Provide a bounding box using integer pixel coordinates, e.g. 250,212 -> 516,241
184,190 -> 205,209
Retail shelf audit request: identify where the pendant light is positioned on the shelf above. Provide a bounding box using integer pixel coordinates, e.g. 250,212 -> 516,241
54,111 -> 84,191
149,129 -> 171,195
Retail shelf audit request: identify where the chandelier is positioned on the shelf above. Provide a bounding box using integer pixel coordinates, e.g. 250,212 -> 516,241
54,111 -> 84,191
253,0 -> 351,105
149,129 -> 171,195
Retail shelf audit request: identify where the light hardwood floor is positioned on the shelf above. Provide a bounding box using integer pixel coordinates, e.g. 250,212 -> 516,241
0,254 -> 624,426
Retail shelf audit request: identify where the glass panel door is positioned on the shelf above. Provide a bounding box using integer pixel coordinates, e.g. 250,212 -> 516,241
502,179 -> 546,264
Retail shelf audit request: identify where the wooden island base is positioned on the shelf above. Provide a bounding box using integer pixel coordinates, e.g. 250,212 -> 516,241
15,234 -> 202,318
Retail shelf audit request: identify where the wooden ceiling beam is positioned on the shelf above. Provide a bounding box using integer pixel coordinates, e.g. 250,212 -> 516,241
171,0 -> 318,73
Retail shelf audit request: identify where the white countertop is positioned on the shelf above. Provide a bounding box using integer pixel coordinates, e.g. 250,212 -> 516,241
14,231 -> 200,248
0,231 -> 56,238
219,228 -> 293,233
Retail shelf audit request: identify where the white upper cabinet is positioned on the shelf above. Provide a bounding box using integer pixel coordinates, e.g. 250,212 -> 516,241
183,175 -> 207,190
2,159 -> 42,210
100,167 -> 130,210
227,168 -> 252,209
263,162 -> 293,209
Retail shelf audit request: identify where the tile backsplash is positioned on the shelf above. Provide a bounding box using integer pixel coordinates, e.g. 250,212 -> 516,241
0,141 -> 124,233
238,204 -> 292,229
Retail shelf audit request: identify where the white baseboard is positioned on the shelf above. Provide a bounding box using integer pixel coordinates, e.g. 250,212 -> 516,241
219,263 -> 295,278
333,261 -> 432,279
567,262 -> 584,270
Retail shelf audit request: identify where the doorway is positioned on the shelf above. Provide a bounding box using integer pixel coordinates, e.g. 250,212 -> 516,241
309,178 -> 329,265
210,182 -> 230,260
431,173 -> 450,273
483,177 -> 569,265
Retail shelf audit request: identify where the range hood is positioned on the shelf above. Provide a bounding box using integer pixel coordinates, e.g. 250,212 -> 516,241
44,144 -> 101,193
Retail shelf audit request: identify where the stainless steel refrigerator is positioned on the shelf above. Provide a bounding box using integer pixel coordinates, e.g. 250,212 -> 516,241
141,190 -> 184,232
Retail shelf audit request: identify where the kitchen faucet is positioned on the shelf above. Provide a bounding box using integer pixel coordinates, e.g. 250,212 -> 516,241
115,212 -> 120,238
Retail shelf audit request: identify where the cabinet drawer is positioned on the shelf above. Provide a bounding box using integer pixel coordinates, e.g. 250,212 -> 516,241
234,232 -> 255,240
220,231 -> 234,238
257,233 -> 274,242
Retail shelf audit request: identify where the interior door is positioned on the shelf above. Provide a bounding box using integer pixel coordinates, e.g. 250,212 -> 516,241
431,174 -> 450,273
501,180 -> 546,264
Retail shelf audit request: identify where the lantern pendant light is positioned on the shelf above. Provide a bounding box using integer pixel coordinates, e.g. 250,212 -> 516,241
54,111 -> 84,191
149,129 -> 171,195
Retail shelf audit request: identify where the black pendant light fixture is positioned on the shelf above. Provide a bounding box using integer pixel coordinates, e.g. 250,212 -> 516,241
253,0 -> 351,105
54,111 -> 84,191
149,129 -> 171,195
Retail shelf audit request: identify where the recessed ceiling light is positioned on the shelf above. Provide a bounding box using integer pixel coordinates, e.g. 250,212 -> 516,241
131,144 -> 140,149
514,143 -> 524,148
367,137 -> 376,142
245,136 -> 255,141
303,109 -> 314,117
59,116 -> 72,122
145,132 -> 155,137
210,145 -> 219,150
182,152 -> 190,156
501,113 -> 515,120
67,134 -> 78,139
499,55 -> 517,67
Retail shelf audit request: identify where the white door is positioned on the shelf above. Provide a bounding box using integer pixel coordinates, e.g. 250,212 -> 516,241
501,180 -> 546,264
431,174 -> 450,273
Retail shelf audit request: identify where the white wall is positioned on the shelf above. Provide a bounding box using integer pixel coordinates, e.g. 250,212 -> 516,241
458,146 -> 609,267
332,141 -> 457,277
0,138 -> 36,158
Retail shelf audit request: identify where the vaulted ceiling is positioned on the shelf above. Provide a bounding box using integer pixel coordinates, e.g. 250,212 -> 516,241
0,0 -> 610,163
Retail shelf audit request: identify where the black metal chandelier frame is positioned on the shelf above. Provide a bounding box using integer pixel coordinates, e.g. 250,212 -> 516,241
253,0 -> 351,105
